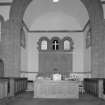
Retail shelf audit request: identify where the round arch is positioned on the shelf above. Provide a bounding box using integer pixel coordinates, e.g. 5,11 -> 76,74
62,36 -> 74,52
22,0 -> 105,78
38,37 -> 50,51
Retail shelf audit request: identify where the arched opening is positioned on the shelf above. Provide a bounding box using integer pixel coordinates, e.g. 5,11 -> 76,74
23,0 -> 90,81
51,37 -> 60,51
64,40 -> 70,50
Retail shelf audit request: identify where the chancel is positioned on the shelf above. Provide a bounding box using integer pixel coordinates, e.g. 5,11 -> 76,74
0,0 -> 105,105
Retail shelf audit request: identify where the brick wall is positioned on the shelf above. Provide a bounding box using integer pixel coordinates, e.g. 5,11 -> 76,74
0,0 -> 31,77
82,0 -> 105,78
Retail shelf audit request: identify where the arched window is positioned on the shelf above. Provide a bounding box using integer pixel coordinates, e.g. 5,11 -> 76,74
62,37 -> 73,51
38,37 -> 49,51
51,37 -> 60,51
64,40 -> 70,50
41,40 -> 47,50
52,39 -> 59,50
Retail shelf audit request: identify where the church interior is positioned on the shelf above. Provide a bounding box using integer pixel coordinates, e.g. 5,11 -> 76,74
0,0 -> 105,105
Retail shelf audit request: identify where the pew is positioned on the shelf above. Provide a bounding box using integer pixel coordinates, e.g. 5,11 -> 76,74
0,77 -> 27,104
84,78 -> 105,98
14,78 -> 27,96
0,77 -> 27,97
0,78 -> 8,99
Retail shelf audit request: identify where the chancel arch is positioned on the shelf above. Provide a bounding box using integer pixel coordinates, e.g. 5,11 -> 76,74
0,0 -> 105,102
23,0 -> 105,80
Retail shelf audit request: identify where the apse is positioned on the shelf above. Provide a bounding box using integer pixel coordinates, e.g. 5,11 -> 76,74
22,0 -> 89,80
23,0 -> 89,30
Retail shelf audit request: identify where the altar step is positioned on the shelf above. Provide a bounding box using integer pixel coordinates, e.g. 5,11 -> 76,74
7,91 -> 105,105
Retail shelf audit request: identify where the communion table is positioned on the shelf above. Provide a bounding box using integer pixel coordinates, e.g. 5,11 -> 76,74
34,79 -> 79,99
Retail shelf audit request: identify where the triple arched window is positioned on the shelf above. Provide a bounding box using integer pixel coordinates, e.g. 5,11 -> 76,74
38,36 -> 73,52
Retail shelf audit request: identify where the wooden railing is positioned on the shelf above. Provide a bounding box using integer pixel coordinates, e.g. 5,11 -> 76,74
0,77 -> 27,99
84,78 -> 105,98
20,71 -> 91,92
14,78 -> 27,96
20,71 -> 91,81
0,78 -> 8,99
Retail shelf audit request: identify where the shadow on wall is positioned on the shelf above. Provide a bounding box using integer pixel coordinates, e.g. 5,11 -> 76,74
0,59 -> 4,77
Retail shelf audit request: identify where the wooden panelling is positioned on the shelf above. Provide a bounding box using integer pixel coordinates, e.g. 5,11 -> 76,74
0,77 -> 27,98
84,78 -> 104,98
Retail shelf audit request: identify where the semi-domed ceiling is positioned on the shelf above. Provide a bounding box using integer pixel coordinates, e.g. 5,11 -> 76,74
23,0 -> 89,31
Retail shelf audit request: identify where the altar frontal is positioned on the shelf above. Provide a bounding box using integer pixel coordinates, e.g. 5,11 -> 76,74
34,71 -> 79,99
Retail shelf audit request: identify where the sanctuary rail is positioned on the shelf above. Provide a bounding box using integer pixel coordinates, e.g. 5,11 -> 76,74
0,77 -> 27,99
84,78 -> 105,98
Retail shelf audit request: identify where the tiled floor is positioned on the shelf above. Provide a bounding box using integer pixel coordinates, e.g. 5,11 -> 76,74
7,92 -> 105,105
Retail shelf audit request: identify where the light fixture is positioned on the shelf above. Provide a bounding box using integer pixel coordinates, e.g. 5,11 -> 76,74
52,0 -> 59,3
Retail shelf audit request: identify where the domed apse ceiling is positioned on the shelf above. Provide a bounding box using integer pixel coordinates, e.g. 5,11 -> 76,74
23,0 -> 89,31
